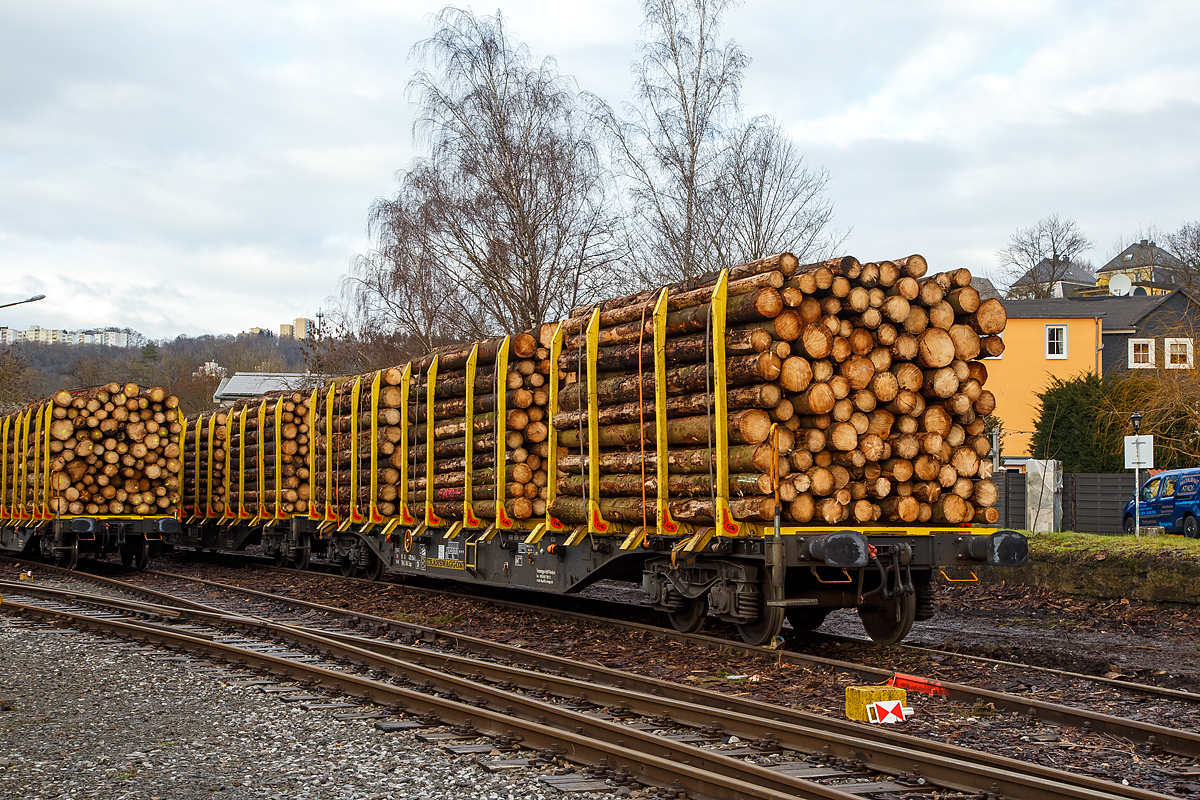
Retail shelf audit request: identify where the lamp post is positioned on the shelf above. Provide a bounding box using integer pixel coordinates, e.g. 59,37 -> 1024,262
1131,412 -> 1143,538
0,294 -> 46,311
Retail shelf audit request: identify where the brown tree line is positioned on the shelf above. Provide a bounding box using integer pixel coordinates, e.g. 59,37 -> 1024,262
2,334 -> 307,415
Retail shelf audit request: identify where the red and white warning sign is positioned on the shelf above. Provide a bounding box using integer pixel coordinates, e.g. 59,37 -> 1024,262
866,700 -> 913,723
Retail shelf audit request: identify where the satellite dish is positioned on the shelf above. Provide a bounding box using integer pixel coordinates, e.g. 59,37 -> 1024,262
1133,286 -> 1148,296
1109,273 -> 1132,296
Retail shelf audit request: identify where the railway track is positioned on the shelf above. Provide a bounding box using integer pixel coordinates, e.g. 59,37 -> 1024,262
2,562 -> 1195,799
9,552 -> 1200,752
149,550 -> 1200,738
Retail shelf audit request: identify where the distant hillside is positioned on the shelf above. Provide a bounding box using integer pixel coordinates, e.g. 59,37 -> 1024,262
1,333 -> 309,414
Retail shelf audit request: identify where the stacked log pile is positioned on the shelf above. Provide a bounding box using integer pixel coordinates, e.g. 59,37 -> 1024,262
182,393 -> 311,519
181,409 -> 228,516
239,393 -> 310,517
548,253 -> 1006,527
33,383 -> 183,516
403,331 -> 552,523
312,370 -> 404,519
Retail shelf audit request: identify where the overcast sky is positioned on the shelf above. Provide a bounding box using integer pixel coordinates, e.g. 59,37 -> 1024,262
2,0 -> 1197,340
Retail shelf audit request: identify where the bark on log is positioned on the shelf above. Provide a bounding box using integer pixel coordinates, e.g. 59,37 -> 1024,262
557,443 -> 774,474
549,495 -> 775,525
557,352 -> 781,412
557,409 -> 772,448
552,383 -> 782,429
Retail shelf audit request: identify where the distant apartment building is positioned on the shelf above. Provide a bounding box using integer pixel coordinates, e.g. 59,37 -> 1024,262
0,325 -> 134,347
280,317 -> 313,340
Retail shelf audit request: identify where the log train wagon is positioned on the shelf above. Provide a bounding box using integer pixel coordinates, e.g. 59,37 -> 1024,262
166,252 -> 1029,646
0,383 -> 182,569
172,391 -> 315,561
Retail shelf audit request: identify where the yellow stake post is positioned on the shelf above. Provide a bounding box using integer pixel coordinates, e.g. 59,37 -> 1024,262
652,288 -> 680,537
586,309 -> 611,535
493,337 -> 514,530
350,376 -> 364,522
397,363 -> 415,525
463,345 -> 481,530
711,270 -> 739,536
424,358 -> 442,527
369,371 -> 383,523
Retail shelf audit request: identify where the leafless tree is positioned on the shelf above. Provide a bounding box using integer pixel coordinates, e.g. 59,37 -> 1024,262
708,117 -> 846,270
593,0 -> 747,283
593,0 -> 840,284
1166,221 -> 1200,289
0,347 -> 36,413
998,214 -> 1093,299
1105,223 -> 1200,290
356,7 -> 621,339
343,184 -> 480,352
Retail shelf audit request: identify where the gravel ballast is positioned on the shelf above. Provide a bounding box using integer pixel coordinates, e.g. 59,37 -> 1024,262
0,614 -> 612,800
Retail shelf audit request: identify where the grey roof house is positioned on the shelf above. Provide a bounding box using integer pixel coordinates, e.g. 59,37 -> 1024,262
1096,239 -> 1187,292
1001,289 -> 1200,374
1006,258 -> 1097,299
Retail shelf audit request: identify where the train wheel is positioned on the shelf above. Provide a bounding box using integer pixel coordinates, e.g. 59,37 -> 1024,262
133,542 -> 150,571
363,552 -> 385,582
339,558 -> 360,578
274,548 -> 292,568
736,578 -> 784,647
785,606 -> 830,633
54,540 -> 79,571
667,595 -> 708,634
858,592 -> 916,646
293,546 -> 310,570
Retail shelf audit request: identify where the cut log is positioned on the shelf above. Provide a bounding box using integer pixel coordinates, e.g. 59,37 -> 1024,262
549,495 -> 775,525
916,328 -> 955,368
794,383 -> 836,415
557,443 -> 774,475
880,495 -> 920,522
967,299 -> 1007,335
552,383 -> 782,429
780,357 -> 813,392
557,352 -> 782,412
557,409 -> 772,448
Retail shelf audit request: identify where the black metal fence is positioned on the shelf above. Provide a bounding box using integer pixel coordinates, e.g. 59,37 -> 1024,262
992,472 -> 1027,530
986,471 -> 1136,534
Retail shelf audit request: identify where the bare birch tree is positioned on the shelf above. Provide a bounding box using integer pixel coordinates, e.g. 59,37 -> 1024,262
594,0 -> 840,284
709,117 -> 844,270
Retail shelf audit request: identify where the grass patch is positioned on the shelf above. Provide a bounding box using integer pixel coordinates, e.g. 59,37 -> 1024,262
980,529 -> 1200,604
1022,530 -> 1200,564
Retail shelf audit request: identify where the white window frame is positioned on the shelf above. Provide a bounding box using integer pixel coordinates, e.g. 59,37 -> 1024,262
1128,338 -> 1155,369
1165,337 -> 1194,369
1045,324 -> 1067,359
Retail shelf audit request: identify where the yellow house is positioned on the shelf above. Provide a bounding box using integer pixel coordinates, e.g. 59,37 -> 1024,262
986,306 -> 1102,465
990,291 -> 1199,465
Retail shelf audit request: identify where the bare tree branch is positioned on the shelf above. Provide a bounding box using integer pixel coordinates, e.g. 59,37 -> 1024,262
997,214 -> 1093,299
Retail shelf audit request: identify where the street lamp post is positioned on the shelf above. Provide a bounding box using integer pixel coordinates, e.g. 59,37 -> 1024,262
1131,412 -> 1143,538
0,294 -> 46,311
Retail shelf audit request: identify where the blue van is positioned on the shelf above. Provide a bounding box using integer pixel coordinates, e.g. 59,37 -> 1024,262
1122,468 -> 1200,538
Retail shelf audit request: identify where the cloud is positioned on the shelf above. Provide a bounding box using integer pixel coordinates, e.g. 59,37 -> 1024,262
1,0 -> 1197,340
